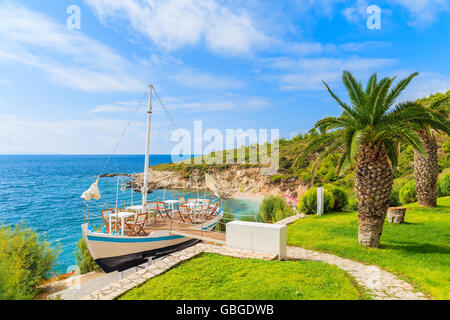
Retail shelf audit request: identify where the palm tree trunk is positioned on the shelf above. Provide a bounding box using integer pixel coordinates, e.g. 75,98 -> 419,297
355,142 -> 393,248
414,130 -> 438,207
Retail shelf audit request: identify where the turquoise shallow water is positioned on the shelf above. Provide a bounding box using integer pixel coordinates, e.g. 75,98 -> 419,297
0,155 -> 260,273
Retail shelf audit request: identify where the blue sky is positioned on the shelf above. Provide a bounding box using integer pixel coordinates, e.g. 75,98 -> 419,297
0,0 -> 449,154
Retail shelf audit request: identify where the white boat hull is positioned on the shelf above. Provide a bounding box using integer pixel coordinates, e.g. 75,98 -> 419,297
81,216 -> 221,272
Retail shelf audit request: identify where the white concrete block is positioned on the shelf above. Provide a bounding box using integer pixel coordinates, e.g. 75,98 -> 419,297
226,221 -> 287,260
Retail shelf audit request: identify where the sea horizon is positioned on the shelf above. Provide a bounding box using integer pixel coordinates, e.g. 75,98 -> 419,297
0,154 -> 259,274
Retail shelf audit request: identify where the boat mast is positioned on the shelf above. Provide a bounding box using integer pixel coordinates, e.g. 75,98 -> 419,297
141,85 -> 153,207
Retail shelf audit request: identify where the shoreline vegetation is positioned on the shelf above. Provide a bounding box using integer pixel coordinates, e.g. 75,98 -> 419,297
131,90 -> 449,208
1,88 -> 448,300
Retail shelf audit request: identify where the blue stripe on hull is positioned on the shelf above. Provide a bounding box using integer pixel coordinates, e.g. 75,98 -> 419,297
87,234 -> 184,243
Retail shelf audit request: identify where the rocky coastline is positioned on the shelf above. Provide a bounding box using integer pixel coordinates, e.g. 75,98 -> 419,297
128,166 -> 308,200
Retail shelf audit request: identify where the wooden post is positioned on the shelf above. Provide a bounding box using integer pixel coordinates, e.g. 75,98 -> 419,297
387,207 -> 406,224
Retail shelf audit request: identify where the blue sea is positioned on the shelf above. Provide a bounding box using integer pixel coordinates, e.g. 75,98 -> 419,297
0,155 -> 260,274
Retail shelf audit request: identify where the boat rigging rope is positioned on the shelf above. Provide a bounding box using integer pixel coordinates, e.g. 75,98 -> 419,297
98,90 -> 148,177
153,87 -> 178,131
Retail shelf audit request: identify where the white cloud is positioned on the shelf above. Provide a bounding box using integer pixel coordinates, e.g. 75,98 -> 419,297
391,0 -> 450,27
341,0 -> 368,23
88,100 -> 143,113
85,0 -> 268,55
263,56 -> 395,90
283,40 -> 391,56
340,0 -> 449,27
89,105 -> 130,113
401,72 -> 450,100
170,68 -> 244,90
0,77 -> 11,85
0,114 -> 139,154
161,94 -> 271,112
0,113 -> 181,154
0,2 -> 143,92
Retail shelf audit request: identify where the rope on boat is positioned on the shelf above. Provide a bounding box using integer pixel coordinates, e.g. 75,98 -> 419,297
98,90 -> 148,177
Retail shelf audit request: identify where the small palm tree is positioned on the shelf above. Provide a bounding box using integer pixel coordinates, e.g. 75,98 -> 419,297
294,71 -> 450,247
413,97 -> 450,207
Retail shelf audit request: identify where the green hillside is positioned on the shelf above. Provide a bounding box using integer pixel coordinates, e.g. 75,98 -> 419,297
154,91 -> 450,191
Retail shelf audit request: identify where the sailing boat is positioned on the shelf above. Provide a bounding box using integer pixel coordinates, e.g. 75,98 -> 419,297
81,85 -> 224,273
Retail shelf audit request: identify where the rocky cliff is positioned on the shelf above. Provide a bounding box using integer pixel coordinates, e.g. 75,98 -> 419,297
131,166 -> 308,199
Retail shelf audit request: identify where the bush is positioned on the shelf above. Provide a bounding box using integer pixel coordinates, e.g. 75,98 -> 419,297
438,172 -> 450,197
75,238 -> 100,274
259,195 -> 294,223
0,223 -> 59,300
399,180 -> 417,204
391,179 -> 409,206
298,187 -> 334,215
324,184 -> 348,211
344,197 -> 358,211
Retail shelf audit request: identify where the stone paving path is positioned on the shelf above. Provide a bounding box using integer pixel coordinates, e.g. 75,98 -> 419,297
275,213 -> 307,225
279,214 -> 427,300
286,246 -> 427,300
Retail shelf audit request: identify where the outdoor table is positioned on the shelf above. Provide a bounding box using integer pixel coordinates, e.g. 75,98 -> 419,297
108,211 -> 136,234
164,200 -> 179,218
127,204 -> 157,222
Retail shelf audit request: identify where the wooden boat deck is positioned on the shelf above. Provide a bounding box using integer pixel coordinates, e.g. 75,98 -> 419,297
122,212 -> 226,244
169,229 -> 226,245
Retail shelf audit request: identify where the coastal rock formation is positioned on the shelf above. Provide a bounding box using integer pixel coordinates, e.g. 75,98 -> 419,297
100,173 -> 132,178
131,166 -> 308,199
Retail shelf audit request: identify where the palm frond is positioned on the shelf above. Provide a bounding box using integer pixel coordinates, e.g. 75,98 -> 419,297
322,81 -> 359,119
342,70 -> 366,109
365,73 -> 377,96
384,139 -> 399,170
385,72 -> 419,108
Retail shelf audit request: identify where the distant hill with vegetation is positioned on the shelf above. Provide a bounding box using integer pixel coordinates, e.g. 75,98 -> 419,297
152,91 -> 449,196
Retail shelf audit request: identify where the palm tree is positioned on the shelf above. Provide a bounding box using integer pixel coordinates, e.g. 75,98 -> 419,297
294,71 -> 450,247
413,98 -> 449,207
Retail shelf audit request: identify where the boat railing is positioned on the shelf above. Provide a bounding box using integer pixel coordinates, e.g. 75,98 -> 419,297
83,200 -> 260,239
213,212 -> 260,235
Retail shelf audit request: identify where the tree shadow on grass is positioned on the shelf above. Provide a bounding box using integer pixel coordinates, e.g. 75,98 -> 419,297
399,221 -> 421,226
381,241 -> 450,255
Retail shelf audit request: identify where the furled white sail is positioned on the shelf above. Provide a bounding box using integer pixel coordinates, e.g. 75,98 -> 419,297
81,177 -> 101,201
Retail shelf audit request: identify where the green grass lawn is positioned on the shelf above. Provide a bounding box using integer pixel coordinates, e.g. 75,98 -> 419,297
287,196 -> 450,300
119,253 -> 368,300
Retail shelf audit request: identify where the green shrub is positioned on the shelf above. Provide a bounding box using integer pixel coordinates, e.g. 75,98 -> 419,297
0,223 -> 59,300
75,238 -> 100,274
399,180 -> 417,204
270,174 -> 284,183
259,195 -> 294,223
438,172 -> 450,197
298,187 -> 334,214
344,197 -> 358,211
324,184 -> 348,211
391,179 -> 409,206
